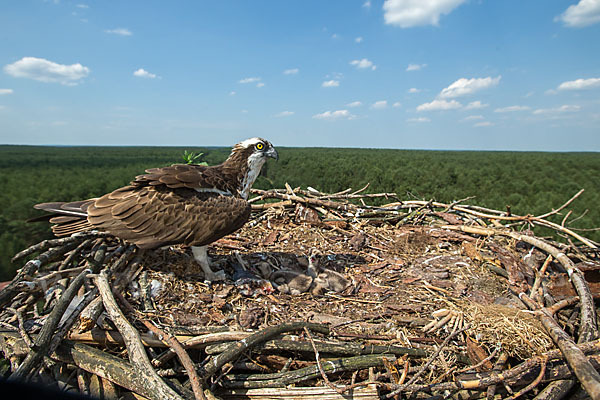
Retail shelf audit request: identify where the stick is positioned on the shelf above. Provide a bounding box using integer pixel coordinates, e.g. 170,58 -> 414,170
94,270 -> 183,400
116,292 -> 206,400
304,327 -> 344,394
443,225 -> 599,342
520,293 -> 600,400
8,244 -> 107,381
199,322 -> 329,381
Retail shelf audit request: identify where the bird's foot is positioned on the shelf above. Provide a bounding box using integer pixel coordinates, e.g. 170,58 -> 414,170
203,269 -> 227,283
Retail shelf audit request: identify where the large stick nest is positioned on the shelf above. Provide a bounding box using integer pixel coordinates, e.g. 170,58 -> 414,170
1,186 -> 599,399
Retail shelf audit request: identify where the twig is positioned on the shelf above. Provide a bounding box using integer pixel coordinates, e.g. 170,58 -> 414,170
116,292 -> 206,400
385,324 -> 470,399
507,356 -> 547,400
520,293 -> 600,400
199,322 -> 329,381
536,189 -> 585,219
304,327 -> 344,394
94,269 -> 183,400
8,244 -> 107,381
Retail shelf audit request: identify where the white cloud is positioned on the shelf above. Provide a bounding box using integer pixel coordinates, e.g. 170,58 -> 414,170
557,77 -> 600,90
0,89 -> 13,95
331,33 -> 339,39
322,80 -> 340,87
133,68 -> 157,79
407,117 -> 430,123
494,105 -> 530,113
355,36 -> 364,43
417,99 -> 462,111
533,105 -> 581,115
363,1 -> 372,8
347,101 -> 363,107
239,77 -> 261,84
371,100 -> 388,109
229,91 -> 236,96
461,115 -> 484,121
439,76 -> 501,98
464,100 -> 489,110
383,0 -> 467,28
556,0 -> 600,27
313,109 -> 355,120
393,102 -> 402,108
408,88 -> 420,93
4,57 -> 89,85
256,82 -> 265,88
283,68 -> 299,75
406,63 -> 427,71
350,58 -> 376,70
105,28 -> 132,36
474,121 -> 493,127
274,111 -> 294,117
76,4 -> 89,8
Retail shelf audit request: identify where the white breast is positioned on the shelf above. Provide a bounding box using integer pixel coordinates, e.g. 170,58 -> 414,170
240,152 -> 266,199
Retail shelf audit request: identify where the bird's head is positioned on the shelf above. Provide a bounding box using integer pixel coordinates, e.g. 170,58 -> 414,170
225,137 -> 278,198
235,137 -> 278,161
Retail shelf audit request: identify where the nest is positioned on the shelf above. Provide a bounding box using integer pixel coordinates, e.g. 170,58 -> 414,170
1,186 -> 599,399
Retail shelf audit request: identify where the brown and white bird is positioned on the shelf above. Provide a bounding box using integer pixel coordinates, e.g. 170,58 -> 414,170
33,138 -> 278,282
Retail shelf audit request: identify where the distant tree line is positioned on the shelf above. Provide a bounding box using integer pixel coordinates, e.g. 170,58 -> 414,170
0,145 -> 598,280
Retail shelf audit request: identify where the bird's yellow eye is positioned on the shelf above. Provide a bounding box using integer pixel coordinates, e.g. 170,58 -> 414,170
256,143 -> 264,150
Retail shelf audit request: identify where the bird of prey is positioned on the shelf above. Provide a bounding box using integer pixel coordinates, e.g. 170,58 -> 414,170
33,138 -> 278,282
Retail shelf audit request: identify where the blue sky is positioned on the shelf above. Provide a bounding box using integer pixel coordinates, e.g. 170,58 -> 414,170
1,1 -> 599,151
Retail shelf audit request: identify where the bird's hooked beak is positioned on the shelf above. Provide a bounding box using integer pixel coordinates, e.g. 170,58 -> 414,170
266,147 -> 279,161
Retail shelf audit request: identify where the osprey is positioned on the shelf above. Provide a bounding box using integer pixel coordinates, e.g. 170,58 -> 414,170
33,138 -> 278,282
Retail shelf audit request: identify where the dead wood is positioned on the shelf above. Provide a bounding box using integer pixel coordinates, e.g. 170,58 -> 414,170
1,186 -> 599,399
94,269 -> 184,400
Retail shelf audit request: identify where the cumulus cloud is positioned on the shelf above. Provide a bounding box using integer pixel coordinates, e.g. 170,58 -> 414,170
0,89 -> 13,95
494,105 -> 530,113
322,80 -> 340,87
371,100 -> 388,109
417,99 -> 462,111
239,77 -> 261,84
383,0 -> 467,28
355,36 -> 364,43
407,117 -> 430,123
393,102 -> 402,108
557,77 -> 600,90
283,68 -> 299,75
133,68 -> 157,79
461,115 -> 484,121
363,1 -> 371,8
556,0 -> 600,27
439,76 -> 501,98
347,101 -> 363,107
274,111 -> 294,117
105,28 -> 132,36
408,88 -> 420,93
4,57 -> 89,85
464,100 -> 489,110
533,105 -> 581,114
406,63 -> 426,71
313,109 -> 355,120
350,58 -> 376,70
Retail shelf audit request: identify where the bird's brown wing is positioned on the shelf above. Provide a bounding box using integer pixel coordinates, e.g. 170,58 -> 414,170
136,164 -> 237,194
87,185 -> 250,249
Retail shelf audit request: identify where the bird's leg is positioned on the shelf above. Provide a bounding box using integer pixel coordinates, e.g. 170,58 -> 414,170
192,246 -> 226,282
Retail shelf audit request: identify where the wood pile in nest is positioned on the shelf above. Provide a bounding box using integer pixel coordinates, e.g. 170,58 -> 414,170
1,186 -> 599,399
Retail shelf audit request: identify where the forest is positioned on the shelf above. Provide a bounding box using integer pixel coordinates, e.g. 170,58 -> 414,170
0,145 -> 598,280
